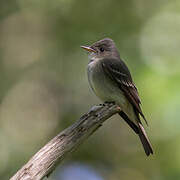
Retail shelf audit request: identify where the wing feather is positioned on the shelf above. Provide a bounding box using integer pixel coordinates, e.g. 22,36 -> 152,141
102,58 -> 148,125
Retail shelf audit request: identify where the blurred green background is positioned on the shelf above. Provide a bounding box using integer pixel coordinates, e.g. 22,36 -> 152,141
0,0 -> 180,179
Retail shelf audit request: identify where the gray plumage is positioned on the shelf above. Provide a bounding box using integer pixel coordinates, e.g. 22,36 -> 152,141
82,38 -> 153,156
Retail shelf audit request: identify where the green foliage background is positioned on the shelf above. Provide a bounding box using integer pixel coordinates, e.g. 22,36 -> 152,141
0,0 -> 180,179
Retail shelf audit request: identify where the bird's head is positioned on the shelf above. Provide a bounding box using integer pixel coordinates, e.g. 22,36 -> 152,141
81,38 -> 120,61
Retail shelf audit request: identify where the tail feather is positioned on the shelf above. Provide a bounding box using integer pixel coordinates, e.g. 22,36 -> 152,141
119,112 -> 153,156
119,111 -> 139,134
138,123 -> 153,156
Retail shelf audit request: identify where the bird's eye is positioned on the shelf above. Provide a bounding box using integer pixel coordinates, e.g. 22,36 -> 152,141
100,47 -> 104,52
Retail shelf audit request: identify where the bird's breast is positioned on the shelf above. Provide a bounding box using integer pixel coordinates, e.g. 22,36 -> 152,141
87,60 -> 126,105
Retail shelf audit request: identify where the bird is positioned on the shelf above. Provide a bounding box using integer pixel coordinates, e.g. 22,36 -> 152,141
81,38 -> 153,156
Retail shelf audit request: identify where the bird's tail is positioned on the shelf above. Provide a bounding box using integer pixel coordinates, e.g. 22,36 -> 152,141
138,123 -> 153,156
119,111 -> 153,156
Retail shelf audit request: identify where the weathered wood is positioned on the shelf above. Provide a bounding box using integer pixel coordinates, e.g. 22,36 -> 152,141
10,103 -> 120,180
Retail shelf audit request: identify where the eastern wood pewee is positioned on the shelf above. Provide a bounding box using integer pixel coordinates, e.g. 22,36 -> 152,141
81,38 -> 153,156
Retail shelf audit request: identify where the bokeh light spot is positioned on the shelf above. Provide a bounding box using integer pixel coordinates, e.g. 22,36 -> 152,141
140,11 -> 180,75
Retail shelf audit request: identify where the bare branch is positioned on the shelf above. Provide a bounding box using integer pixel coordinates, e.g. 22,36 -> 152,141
10,103 -> 120,180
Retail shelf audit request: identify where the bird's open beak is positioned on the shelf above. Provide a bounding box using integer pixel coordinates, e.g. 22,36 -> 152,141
81,46 -> 96,53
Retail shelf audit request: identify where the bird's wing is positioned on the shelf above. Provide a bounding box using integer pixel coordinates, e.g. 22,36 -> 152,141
102,58 -> 147,125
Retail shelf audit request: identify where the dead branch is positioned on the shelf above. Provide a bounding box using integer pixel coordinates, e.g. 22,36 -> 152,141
10,103 -> 120,180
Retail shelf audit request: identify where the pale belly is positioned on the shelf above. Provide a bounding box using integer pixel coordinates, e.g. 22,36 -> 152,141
87,61 -> 130,112
87,60 -> 138,124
